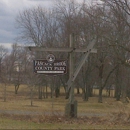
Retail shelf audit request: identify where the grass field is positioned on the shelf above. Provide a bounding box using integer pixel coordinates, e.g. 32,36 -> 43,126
0,84 -> 130,129
1,116 -> 129,129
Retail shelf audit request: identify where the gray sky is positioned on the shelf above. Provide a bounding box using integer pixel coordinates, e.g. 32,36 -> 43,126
0,0 -> 87,49
0,0 -> 53,49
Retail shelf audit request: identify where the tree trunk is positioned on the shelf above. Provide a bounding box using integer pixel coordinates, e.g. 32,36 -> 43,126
45,85 -> 48,98
55,79 -> 60,98
82,85 -> 89,101
60,77 -> 67,93
51,86 -> 53,98
116,85 -> 121,101
4,84 -> 6,102
15,85 -> 19,94
30,88 -> 33,106
38,85 -> 43,99
77,87 -> 80,94
115,65 -> 121,101
55,87 -> 60,98
108,88 -> 111,97
43,87 -> 45,99
89,87 -> 93,97
65,88 -> 70,99
98,62 -> 104,103
98,87 -> 103,103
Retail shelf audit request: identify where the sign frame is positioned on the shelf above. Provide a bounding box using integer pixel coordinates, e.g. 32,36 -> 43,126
33,58 -> 67,76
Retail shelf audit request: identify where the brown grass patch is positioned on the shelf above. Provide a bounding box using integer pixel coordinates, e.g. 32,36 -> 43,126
1,111 -> 130,126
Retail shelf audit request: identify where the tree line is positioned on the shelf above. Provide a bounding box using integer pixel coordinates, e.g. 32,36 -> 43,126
1,0 -> 130,103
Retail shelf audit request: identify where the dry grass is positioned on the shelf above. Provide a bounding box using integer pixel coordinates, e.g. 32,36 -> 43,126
0,84 -> 130,129
0,84 -> 128,113
1,112 -> 130,129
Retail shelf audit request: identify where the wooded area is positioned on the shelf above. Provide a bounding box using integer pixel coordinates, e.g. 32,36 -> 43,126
1,0 -> 130,103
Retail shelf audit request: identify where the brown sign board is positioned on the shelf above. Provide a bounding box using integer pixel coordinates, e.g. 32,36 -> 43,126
33,59 -> 67,75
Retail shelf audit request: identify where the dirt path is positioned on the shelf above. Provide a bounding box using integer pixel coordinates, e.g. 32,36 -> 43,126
0,110 -> 107,117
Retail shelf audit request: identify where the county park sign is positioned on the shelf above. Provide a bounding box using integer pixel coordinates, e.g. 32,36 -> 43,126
33,54 -> 67,76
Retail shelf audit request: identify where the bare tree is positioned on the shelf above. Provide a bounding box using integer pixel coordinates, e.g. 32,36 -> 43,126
0,45 -> 8,79
0,45 -> 9,102
101,0 -> 130,64
101,0 -> 130,100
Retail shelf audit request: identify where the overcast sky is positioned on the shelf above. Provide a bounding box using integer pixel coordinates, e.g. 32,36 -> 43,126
0,0 -> 54,49
0,0 -> 89,50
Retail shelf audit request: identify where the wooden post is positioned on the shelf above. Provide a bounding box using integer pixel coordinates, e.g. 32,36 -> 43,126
65,34 -> 77,117
69,34 -> 74,104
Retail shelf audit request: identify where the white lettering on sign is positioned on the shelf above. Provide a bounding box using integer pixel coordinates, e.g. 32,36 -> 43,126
35,66 -> 53,71
54,61 -> 67,66
34,61 -> 44,66
54,67 -> 65,71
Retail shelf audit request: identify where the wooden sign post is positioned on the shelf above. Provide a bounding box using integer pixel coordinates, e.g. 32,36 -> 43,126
28,34 -> 97,117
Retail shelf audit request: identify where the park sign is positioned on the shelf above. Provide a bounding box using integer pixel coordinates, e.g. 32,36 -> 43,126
33,54 -> 67,75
